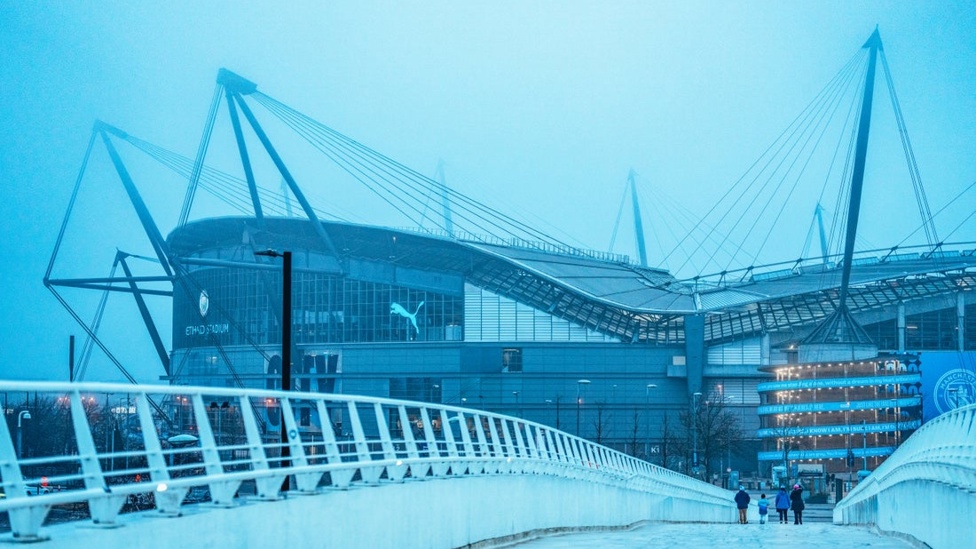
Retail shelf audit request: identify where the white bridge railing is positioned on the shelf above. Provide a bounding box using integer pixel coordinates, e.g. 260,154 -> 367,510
0,381 -> 734,545
834,402 -> 976,549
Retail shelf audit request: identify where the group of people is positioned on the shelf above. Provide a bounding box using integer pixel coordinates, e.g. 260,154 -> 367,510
734,484 -> 806,525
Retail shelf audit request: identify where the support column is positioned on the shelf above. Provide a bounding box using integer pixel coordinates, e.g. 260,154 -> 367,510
685,314 -> 705,397
958,293 -> 966,352
897,303 -> 906,352
760,332 -> 771,366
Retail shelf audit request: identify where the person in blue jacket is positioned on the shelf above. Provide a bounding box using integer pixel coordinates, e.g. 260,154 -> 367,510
757,493 -> 769,524
734,486 -> 751,524
774,486 -> 790,523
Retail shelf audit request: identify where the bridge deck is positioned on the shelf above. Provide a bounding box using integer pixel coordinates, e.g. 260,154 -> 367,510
514,522 -> 913,548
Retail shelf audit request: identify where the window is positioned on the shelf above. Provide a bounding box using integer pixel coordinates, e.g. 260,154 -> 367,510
502,348 -> 523,372
389,378 -> 442,402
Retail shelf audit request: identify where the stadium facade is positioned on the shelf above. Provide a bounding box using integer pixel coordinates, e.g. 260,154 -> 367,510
166,215 -> 976,482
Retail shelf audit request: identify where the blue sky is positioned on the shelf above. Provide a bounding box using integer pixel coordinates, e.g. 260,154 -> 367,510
1,1 -> 974,382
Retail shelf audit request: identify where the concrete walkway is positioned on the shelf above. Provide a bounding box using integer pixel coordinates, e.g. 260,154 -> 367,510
510,522 -> 914,548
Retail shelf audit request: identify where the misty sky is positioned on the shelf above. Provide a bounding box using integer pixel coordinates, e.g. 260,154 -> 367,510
1,1 -> 974,383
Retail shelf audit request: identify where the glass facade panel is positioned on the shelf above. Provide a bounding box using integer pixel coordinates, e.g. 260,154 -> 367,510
863,318 -> 898,351
173,268 -> 463,349
905,308 -> 957,350
463,284 -> 616,343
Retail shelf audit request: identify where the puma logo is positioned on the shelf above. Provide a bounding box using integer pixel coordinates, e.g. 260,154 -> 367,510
391,301 -> 425,336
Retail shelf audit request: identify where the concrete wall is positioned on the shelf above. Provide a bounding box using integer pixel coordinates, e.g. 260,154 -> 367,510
834,479 -> 973,549
39,475 -> 735,549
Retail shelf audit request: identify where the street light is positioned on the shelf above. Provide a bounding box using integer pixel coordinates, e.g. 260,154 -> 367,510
889,398 -> 899,447
576,379 -> 590,436
254,249 -> 293,394
512,391 -> 520,417
16,410 -> 31,459
254,248 -> 293,492
725,395 -> 736,480
692,392 -> 702,476
860,419 -> 869,477
547,396 -> 562,430
645,384 -> 657,460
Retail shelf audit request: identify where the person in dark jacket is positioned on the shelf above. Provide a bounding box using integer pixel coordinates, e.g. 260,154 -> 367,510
774,486 -> 790,523
790,483 -> 805,524
734,486 -> 751,524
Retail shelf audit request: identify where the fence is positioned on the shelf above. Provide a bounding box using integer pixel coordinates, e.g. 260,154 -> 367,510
0,381 -> 734,545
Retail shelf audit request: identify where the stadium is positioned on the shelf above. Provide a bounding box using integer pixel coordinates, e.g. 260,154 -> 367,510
47,34 -> 976,491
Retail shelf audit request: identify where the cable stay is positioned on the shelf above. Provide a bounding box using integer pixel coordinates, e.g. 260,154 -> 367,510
178,83 -> 222,229
661,48 -> 867,276
248,90 -> 584,253
894,178 -> 976,248
879,50 -> 939,246
280,177 -> 294,217
608,180 -> 628,252
639,180 -> 745,275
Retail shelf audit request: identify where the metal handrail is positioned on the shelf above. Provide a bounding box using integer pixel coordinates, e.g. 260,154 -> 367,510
833,402 -> 976,547
0,381 -> 731,541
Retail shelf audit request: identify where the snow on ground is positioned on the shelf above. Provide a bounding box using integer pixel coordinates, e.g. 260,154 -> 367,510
510,522 -> 913,548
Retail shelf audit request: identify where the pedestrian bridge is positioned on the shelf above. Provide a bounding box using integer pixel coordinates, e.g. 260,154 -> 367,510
0,382 -> 972,548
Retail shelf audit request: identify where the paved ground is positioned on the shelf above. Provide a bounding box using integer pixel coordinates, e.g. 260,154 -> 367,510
510,522 -> 914,548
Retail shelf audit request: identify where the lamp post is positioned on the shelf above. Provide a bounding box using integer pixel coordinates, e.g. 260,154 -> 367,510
548,396 -> 562,430
645,384 -> 657,460
16,410 -> 31,459
692,392 -> 702,476
861,419 -> 869,475
255,248 -> 292,491
512,391 -> 520,417
725,395 -> 736,482
576,379 -> 590,437
893,391 -> 902,447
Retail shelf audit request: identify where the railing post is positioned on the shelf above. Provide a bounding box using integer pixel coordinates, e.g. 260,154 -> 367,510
313,399 -> 354,488
418,407 -> 448,477
69,391 -> 125,526
347,402 -> 381,483
241,396 -> 287,497
281,397 -> 321,492
192,394 -> 241,505
375,402 -> 408,482
0,394 -> 47,540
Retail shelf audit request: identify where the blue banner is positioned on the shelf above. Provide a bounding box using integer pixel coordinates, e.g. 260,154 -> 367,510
756,419 -> 920,438
920,351 -> 976,422
758,446 -> 893,461
757,373 -> 919,392
757,396 -> 919,416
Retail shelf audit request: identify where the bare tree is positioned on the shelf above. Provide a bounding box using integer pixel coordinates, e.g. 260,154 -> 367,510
591,401 -> 611,445
658,412 -> 682,471
680,395 -> 742,480
627,409 -> 642,458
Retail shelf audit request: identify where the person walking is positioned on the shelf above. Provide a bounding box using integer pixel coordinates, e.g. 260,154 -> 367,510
734,485 -> 751,524
774,486 -> 790,523
757,493 -> 769,524
790,483 -> 805,525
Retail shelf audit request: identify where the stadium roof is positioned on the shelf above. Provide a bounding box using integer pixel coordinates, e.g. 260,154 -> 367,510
170,217 -> 976,345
